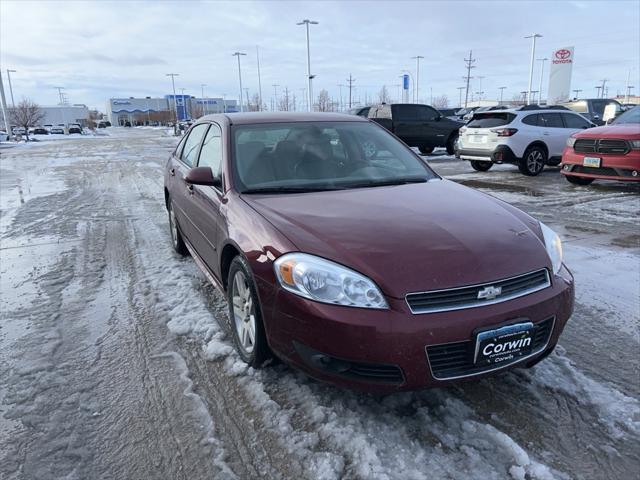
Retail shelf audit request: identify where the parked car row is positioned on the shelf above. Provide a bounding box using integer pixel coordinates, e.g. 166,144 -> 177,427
456,104 -> 639,183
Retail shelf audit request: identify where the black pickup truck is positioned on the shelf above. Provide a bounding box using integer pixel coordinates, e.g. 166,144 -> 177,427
358,103 -> 463,154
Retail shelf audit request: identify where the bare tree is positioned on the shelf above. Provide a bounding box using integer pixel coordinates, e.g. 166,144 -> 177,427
317,89 -> 331,112
249,93 -> 262,112
10,98 -> 45,141
432,94 -> 449,108
378,85 -> 390,104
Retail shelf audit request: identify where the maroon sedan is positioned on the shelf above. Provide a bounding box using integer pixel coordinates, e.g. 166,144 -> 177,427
164,112 -> 574,392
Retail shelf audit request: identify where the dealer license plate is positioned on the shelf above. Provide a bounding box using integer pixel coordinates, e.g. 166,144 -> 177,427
474,322 -> 534,367
469,135 -> 487,144
583,156 -> 601,168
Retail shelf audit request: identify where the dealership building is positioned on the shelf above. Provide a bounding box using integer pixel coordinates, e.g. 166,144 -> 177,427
106,96 -> 238,125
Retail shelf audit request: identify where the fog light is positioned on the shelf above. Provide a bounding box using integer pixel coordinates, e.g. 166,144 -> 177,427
632,170 -> 638,177
563,165 -> 571,171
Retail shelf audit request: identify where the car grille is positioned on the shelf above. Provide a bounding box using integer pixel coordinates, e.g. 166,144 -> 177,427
405,269 -> 551,314
574,138 -> 630,155
426,317 -> 554,380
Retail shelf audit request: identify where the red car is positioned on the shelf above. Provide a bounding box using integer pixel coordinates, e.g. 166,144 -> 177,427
164,112 -> 574,392
562,106 -> 640,185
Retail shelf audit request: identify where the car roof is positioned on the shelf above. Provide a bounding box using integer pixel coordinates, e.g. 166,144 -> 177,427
198,111 -> 368,126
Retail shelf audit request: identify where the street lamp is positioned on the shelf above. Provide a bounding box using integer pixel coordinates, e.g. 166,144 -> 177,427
411,56 -> 424,103
457,86 -> 465,107
572,89 -> 582,99
297,19 -> 318,112
536,58 -> 548,105
525,33 -> 542,105
201,84 -> 207,116
166,73 -> 179,134
498,86 -> 507,105
232,52 -> 247,112
6,69 -> 16,108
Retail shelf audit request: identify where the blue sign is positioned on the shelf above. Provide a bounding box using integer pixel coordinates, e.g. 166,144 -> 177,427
403,74 -> 410,90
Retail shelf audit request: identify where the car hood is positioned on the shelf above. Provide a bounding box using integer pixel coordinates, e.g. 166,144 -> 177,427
242,179 -> 551,298
576,124 -> 640,139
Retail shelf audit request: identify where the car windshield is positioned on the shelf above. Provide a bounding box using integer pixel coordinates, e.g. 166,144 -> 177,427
611,106 -> 640,124
467,112 -> 516,128
232,121 -> 437,193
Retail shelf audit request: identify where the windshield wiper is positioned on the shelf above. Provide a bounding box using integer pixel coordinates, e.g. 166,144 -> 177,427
342,177 -> 429,189
241,186 -> 342,194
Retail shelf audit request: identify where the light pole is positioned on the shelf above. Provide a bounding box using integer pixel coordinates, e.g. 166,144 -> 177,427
572,89 -> 582,99
6,69 -> 16,108
201,84 -> 207,116
411,56 -> 424,103
457,86 -> 465,107
595,86 -> 602,98
499,86 -> 507,105
536,58 -> 548,105
0,73 -> 10,138
297,19 -> 318,112
179,88 -> 190,120
525,33 -> 542,104
166,73 -> 179,134
272,84 -> 279,111
256,46 -> 263,111
222,93 -> 227,113
626,85 -> 635,105
232,51 -> 247,112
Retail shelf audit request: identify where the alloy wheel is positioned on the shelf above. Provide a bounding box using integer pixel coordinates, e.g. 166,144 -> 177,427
527,150 -> 544,174
231,270 -> 256,354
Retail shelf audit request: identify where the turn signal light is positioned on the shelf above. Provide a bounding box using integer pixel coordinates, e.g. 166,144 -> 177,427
491,128 -> 518,137
278,260 -> 296,286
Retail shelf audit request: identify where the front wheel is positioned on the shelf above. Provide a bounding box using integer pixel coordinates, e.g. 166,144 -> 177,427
470,160 -> 493,172
518,146 -> 547,176
565,175 -> 594,185
228,256 -> 271,367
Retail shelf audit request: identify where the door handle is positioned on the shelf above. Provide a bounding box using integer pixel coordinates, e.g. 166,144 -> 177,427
542,132 -> 550,136
170,168 -> 175,176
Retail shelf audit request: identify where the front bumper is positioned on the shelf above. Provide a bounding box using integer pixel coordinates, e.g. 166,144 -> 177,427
561,147 -> 640,182
260,265 -> 575,393
456,144 -> 518,163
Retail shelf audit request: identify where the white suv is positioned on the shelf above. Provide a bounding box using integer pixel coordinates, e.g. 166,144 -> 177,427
456,105 -> 593,176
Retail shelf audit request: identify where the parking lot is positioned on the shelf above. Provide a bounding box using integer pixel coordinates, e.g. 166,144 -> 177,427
0,128 -> 638,480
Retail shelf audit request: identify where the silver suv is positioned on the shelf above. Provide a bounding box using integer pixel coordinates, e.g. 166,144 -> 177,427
456,105 -> 593,176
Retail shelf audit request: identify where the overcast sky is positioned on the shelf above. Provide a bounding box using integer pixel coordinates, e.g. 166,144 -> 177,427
1,0 -> 639,110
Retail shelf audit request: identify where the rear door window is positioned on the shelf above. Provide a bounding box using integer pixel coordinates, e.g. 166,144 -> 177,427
562,113 -> 591,129
417,106 -> 440,121
392,105 -> 421,121
467,113 -> 516,128
521,114 -> 539,126
539,113 -> 564,128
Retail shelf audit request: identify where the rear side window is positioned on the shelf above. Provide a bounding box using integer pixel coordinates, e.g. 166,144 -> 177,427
521,114 -> 539,126
539,113 -> 564,128
562,113 -> 591,129
180,124 -> 208,166
467,112 -> 516,128
392,105 -> 421,121
357,107 -> 370,117
565,101 -> 588,113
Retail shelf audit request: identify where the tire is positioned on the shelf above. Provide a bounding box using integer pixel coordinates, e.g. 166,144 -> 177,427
419,145 -> 434,155
518,146 -> 547,176
227,256 -> 271,367
547,158 -> 561,167
565,175 -> 594,186
470,160 -> 493,172
446,132 -> 459,155
168,199 -> 188,255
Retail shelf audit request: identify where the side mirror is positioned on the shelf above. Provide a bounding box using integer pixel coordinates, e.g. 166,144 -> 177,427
605,117 -> 615,125
185,166 -> 221,187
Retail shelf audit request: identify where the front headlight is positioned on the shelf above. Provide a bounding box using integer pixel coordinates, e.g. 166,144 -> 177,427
274,253 -> 388,309
630,140 -> 640,150
566,136 -> 577,148
540,222 -> 563,275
